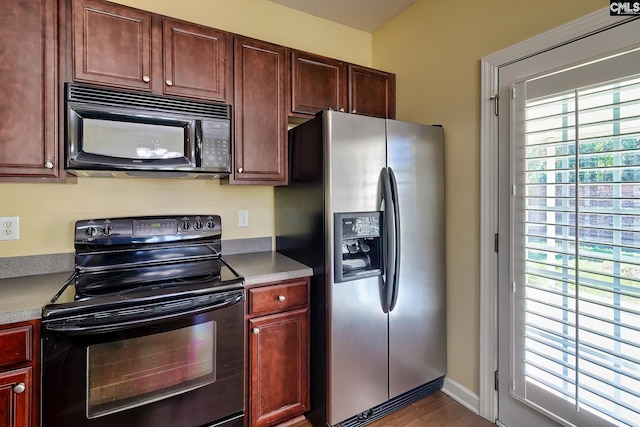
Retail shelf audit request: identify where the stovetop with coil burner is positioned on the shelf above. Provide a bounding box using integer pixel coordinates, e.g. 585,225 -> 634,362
43,215 -> 244,320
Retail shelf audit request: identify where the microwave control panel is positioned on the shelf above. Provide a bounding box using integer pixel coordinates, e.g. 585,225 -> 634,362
201,120 -> 231,171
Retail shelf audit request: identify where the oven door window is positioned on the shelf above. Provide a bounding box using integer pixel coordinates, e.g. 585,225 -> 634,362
86,321 -> 216,418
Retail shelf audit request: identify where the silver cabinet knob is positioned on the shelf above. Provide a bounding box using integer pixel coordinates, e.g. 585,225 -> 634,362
13,383 -> 26,394
278,295 -> 285,302
252,328 -> 260,334
351,109 -> 357,114
237,167 -> 244,173
142,75 -> 151,83
44,161 -> 53,169
339,108 -> 345,112
165,79 -> 173,86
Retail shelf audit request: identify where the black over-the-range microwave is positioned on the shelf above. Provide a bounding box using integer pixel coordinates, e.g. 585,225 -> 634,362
65,82 -> 232,178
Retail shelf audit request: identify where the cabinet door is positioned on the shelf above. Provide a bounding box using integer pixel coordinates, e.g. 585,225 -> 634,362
290,51 -> 347,117
72,0 -> 152,91
0,368 -> 31,427
232,37 -> 287,184
0,0 -> 59,179
348,65 -> 396,119
249,309 -> 309,427
163,19 -> 230,102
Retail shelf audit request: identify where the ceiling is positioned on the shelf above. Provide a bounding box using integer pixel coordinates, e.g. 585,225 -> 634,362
266,0 -> 418,33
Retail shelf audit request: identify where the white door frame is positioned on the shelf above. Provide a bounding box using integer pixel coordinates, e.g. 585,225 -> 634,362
478,8 -> 638,422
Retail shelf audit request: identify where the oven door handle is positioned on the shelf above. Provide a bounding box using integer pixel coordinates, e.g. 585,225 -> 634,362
43,291 -> 243,335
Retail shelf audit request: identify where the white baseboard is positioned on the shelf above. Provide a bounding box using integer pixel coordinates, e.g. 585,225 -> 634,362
441,377 -> 480,415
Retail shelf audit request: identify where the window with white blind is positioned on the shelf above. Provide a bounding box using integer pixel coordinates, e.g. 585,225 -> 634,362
511,49 -> 640,427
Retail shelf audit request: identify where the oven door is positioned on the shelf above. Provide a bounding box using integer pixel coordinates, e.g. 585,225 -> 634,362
41,289 -> 245,427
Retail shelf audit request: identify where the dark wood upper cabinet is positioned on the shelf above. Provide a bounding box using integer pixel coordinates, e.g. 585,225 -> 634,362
290,53 -> 396,120
162,19 -> 230,102
1,0 -> 396,186
72,0 -> 153,91
71,0 -> 230,102
290,51 -> 347,117
230,37 -> 288,184
0,0 -> 60,180
348,64 -> 396,119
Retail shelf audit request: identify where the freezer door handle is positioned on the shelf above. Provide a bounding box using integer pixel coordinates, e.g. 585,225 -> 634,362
388,167 -> 401,312
380,167 -> 396,313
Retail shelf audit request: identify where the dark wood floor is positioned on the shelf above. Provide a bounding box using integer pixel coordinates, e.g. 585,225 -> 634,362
293,391 -> 495,427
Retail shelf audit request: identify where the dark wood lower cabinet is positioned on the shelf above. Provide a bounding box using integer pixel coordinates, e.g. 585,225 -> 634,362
249,310 -> 309,427
0,368 -> 31,427
246,278 -> 310,427
0,321 -> 39,427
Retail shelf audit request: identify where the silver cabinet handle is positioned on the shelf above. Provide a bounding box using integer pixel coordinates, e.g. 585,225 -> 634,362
44,161 -> 53,169
237,167 -> 244,173
252,328 -> 260,334
165,79 -> 173,86
278,295 -> 285,302
13,383 -> 26,394
339,108 -> 345,112
142,75 -> 151,83
351,109 -> 357,114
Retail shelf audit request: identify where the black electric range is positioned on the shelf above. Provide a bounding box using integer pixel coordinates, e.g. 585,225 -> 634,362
41,215 -> 246,427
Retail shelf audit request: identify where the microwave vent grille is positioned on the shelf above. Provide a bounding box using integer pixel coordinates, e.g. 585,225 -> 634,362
66,83 -> 231,120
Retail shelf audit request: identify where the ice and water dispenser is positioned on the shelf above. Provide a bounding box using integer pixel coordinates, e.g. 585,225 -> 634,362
334,212 -> 382,283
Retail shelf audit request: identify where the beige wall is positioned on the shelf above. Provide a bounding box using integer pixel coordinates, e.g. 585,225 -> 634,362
0,0 -> 371,258
371,0 -> 603,396
108,0 -> 372,65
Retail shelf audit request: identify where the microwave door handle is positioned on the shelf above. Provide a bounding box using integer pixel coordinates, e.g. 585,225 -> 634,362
194,120 -> 202,167
43,292 -> 243,336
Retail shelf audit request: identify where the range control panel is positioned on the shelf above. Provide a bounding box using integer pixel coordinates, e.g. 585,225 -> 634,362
74,215 -> 222,246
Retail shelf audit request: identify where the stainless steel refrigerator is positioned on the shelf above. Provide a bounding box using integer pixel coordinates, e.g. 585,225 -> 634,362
275,110 -> 446,427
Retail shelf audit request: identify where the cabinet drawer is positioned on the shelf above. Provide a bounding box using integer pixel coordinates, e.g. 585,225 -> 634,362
248,280 -> 308,316
0,325 -> 32,368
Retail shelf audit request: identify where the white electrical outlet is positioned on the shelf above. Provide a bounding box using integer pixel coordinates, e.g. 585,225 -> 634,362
0,216 -> 19,241
238,210 -> 249,227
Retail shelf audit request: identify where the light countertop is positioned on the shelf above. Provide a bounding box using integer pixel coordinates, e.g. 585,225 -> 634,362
0,251 -> 312,325
224,251 -> 313,286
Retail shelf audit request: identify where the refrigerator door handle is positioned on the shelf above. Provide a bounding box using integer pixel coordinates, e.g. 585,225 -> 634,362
388,167 -> 401,312
380,167 -> 395,313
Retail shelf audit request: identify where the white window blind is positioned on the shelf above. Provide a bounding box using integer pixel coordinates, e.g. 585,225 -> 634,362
513,65 -> 640,426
